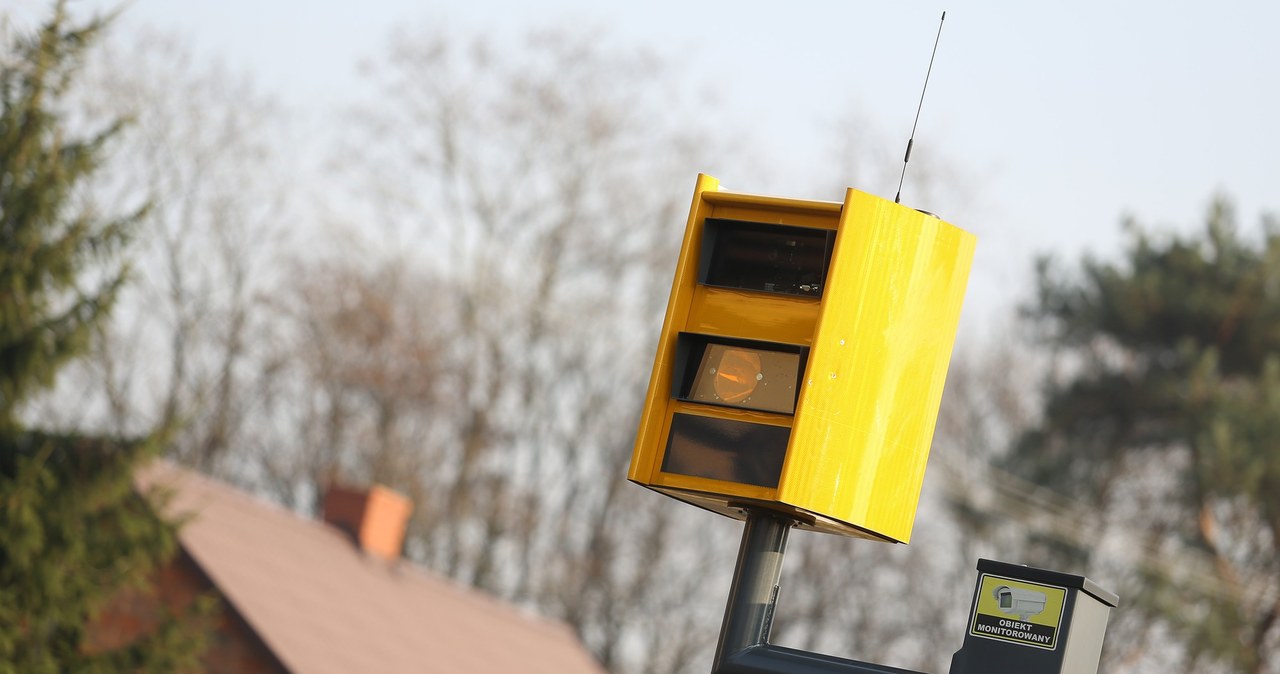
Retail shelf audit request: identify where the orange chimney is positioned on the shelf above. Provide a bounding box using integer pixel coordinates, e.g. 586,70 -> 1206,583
322,484 -> 413,562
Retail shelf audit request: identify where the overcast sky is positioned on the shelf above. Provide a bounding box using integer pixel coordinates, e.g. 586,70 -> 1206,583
19,0 -> 1280,336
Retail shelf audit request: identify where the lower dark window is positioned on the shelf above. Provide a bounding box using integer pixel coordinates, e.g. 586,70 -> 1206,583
661,413 -> 789,488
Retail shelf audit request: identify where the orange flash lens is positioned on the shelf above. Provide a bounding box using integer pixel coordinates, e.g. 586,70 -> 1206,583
713,349 -> 762,403
683,340 -> 801,414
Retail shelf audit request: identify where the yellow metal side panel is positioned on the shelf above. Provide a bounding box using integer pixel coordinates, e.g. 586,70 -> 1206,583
629,174 -> 720,484
779,190 -> 976,543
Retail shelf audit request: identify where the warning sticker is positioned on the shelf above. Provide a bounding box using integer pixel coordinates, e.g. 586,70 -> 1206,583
968,574 -> 1067,650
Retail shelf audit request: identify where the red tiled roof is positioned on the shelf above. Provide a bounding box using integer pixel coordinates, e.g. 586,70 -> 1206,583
138,462 -> 605,674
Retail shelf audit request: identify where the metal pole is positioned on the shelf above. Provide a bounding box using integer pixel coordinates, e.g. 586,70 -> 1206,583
709,511 -> 931,674
713,510 -> 793,671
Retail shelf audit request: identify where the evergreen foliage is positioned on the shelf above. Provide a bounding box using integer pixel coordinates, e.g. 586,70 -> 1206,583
1014,197 -> 1280,673
0,1 -> 139,430
0,3 -> 210,671
0,434 -> 210,673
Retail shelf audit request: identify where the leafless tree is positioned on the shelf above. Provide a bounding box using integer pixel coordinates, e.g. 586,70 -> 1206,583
229,23 -> 744,674
27,9 -> 1169,673
275,32 -> 1025,672
29,26 -> 296,485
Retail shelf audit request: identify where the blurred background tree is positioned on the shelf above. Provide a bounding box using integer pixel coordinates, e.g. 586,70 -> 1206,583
0,3 -> 209,671
1011,200 -> 1280,673
5,0 -> 1277,672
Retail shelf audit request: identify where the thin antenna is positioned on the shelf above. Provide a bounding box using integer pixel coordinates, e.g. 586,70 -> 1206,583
894,11 -> 946,205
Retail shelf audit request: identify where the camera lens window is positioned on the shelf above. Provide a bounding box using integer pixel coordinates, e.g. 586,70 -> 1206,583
700,219 -> 834,297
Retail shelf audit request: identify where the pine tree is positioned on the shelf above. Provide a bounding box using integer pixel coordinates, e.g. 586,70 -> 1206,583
0,2 -> 137,428
0,3 -> 209,671
1013,197 -> 1280,673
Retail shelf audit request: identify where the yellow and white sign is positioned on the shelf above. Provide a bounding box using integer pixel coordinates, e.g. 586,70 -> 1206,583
968,574 -> 1067,650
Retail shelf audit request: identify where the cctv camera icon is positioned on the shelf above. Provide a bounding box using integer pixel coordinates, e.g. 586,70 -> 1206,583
992,585 -> 1047,622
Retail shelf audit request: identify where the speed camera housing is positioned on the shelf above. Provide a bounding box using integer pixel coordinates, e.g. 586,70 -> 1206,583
628,173 -> 975,543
